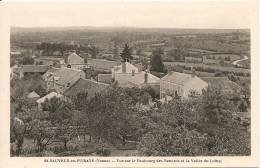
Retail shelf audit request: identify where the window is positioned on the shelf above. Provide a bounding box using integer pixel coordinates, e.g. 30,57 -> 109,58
67,83 -> 70,87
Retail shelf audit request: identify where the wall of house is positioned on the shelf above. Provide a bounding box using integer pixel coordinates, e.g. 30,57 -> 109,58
160,80 -> 184,99
183,77 -> 208,98
114,73 -> 134,86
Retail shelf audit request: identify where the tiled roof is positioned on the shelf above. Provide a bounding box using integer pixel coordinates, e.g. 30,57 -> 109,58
88,59 -> 119,71
128,72 -> 160,86
201,77 -> 241,91
64,78 -> 109,98
43,67 -> 84,85
161,71 -> 194,86
22,65 -> 49,73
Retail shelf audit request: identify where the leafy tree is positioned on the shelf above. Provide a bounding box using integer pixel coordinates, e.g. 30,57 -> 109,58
34,85 -> 47,97
238,100 -> 248,112
88,46 -> 99,58
71,91 -> 89,111
81,87 -> 139,146
113,41 -> 119,59
120,44 -> 133,62
20,56 -> 34,65
10,117 -> 26,155
150,48 -> 164,73
29,119 -> 54,152
41,97 -> 61,113
199,85 -> 234,125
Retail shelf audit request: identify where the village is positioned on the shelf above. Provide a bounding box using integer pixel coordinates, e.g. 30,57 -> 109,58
10,28 -> 251,157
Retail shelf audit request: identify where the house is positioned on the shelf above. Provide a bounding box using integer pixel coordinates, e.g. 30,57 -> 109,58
34,56 -> 65,66
98,74 -> 113,84
36,92 -> 63,109
160,71 -> 208,99
19,65 -> 50,78
201,77 -> 241,94
64,78 -> 109,99
43,67 -> 85,94
27,91 -> 40,99
67,52 -> 89,70
112,61 -> 139,78
113,62 -> 160,93
88,59 -> 119,72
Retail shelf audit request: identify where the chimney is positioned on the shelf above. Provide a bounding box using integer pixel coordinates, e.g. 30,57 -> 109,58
144,71 -> 148,84
122,62 -> 126,73
132,70 -> 135,76
191,66 -> 195,77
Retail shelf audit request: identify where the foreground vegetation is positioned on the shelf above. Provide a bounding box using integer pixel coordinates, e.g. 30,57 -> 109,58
11,79 -> 250,156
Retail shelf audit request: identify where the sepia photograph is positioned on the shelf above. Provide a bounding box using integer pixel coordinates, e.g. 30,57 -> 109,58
8,2 -> 253,158
0,1 -> 258,167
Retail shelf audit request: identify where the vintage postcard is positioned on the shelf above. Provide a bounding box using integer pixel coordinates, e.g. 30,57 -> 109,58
0,1 -> 259,168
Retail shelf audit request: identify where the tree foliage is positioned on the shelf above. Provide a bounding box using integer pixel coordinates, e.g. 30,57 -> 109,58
120,44 -> 133,62
150,48 -> 164,73
137,86 -> 250,156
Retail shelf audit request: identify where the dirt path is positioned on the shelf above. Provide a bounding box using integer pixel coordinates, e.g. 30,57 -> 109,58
231,55 -> 248,67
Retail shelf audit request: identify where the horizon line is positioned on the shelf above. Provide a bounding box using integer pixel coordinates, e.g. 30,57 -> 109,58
10,25 -> 250,30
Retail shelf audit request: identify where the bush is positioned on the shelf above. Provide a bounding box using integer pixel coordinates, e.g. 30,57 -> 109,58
96,147 -> 111,156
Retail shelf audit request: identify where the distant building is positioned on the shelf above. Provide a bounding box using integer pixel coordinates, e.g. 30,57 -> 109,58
160,71 -> 208,99
36,92 -> 63,109
34,56 -> 65,66
43,67 -> 85,94
19,65 -> 49,78
112,61 -> 139,79
64,78 -> 108,99
88,59 -> 119,72
67,52 -> 89,70
113,62 -> 160,94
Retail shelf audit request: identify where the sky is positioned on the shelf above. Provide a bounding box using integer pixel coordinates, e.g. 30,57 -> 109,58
6,1 -> 257,29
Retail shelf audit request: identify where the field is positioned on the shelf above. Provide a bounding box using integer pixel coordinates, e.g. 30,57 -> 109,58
205,53 -> 241,61
164,62 -> 250,74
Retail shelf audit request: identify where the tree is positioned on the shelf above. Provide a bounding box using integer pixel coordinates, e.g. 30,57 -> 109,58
80,87 -> 139,146
41,97 -> 61,113
29,119 -> 55,152
199,85 -> 234,125
10,117 -> 26,155
20,56 -> 34,65
88,46 -> 99,58
113,41 -> 119,59
150,48 -> 164,73
120,44 -> 133,62
34,85 -> 47,97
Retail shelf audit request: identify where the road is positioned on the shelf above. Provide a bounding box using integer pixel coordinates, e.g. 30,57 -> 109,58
231,55 -> 248,67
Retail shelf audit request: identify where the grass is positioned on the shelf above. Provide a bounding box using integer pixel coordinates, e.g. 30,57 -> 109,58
164,62 -> 250,74
19,135 -> 138,157
206,54 -> 241,61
